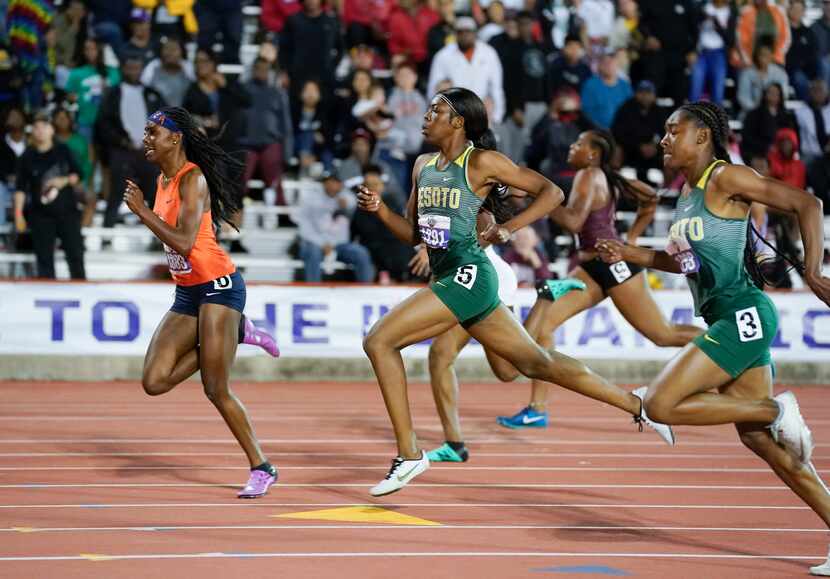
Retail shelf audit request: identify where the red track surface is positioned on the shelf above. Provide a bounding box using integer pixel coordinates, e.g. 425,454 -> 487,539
0,381 -> 828,578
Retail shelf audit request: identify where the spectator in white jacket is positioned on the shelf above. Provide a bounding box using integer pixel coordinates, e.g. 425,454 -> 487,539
427,16 -> 505,123
295,172 -> 375,282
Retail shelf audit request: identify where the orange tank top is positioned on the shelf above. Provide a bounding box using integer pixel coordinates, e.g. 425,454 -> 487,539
152,162 -> 235,286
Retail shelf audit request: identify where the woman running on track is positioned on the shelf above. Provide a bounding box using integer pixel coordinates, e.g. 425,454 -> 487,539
595,101 -> 830,577
424,199 -> 521,463
356,87 -> 672,497
123,107 -> 280,499
497,130 -> 703,429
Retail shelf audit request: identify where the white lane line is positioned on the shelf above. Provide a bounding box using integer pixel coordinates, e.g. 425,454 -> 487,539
0,551 -> 823,562
0,502 -> 810,510
0,452 -> 809,459
0,439 -> 748,447
0,466 -> 798,473
0,482 -> 797,490
0,524 -> 824,534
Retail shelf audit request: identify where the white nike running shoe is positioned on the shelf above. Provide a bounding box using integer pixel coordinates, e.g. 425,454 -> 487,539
632,386 -> 676,446
770,391 -> 813,463
810,546 -> 830,576
370,450 -> 429,497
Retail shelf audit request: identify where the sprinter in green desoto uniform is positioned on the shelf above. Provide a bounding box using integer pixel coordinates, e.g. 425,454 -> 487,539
597,101 -> 830,577
356,87 -> 673,498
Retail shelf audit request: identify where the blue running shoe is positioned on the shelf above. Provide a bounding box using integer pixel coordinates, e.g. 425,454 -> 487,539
427,443 -> 469,462
497,406 -> 549,429
535,278 -> 586,302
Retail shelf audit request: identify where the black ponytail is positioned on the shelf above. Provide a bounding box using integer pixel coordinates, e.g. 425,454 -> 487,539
585,130 -> 639,204
438,88 -> 515,224
160,107 -> 244,231
679,100 -> 804,288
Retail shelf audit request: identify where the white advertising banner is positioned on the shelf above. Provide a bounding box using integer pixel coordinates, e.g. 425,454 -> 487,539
0,282 -> 828,361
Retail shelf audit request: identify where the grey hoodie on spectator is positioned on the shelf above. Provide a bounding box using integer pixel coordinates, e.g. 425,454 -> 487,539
240,79 -> 294,154
294,186 -> 356,247
387,88 -> 427,155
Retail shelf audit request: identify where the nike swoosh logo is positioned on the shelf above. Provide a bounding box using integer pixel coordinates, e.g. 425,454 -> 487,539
683,205 -> 693,212
396,462 -> 421,482
703,334 -> 720,345
522,415 -> 545,424
442,177 -> 452,182
206,292 -> 220,296
435,281 -> 446,287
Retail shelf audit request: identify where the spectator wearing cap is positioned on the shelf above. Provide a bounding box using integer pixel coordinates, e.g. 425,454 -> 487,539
636,0 -> 698,106
240,56 -> 294,206
350,165 -> 416,281
548,35 -> 592,95
295,170 -> 375,282
280,0 -> 344,101
121,8 -> 158,67
387,0 -> 440,73
580,51 -> 632,130
337,128 -> 407,205
689,0 -> 736,106
195,0 -> 243,64
140,37 -> 195,108
14,111 -> 85,279
611,80 -> 668,186
95,54 -> 163,228
427,16 -> 505,123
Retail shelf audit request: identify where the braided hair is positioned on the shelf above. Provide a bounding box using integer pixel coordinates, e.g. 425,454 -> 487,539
678,101 -> 803,288
584,130 -> 639,203
159,107 -> 244,231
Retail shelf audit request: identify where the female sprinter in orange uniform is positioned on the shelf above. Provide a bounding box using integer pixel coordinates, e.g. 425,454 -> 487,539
123,108 -> 279,499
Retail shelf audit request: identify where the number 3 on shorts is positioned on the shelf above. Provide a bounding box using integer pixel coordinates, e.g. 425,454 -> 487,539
735,306 -> 763,342
454,264 -> 478,290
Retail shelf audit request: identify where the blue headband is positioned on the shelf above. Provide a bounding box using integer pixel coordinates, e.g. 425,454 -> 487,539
148,110 -> 181,133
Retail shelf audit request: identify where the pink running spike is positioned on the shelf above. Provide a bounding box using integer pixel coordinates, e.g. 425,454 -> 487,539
238,468 -> 277,499
242,317 -> 280,357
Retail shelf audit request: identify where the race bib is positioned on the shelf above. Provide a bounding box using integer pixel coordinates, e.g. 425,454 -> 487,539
666,238 -> 700,274
163,243 -> 192,275
735,306 -> 763,342
419,214 -> 451,250
609,261 -> 632,284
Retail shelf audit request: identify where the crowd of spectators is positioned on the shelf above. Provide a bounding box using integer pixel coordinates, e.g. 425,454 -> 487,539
0,0 -> 828,283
